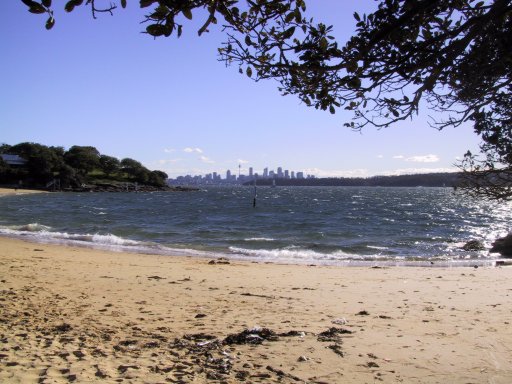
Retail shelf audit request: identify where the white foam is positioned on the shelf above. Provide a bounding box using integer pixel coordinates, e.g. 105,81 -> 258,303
229,246 -> 359,263
243,237 -> 276,242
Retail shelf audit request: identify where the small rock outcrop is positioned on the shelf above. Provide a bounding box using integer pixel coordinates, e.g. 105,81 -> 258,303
462,240 -> 485,251
490,234 -> 512,257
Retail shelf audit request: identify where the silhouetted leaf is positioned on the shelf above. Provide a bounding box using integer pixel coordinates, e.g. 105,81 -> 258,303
319,37 -> 328,49
246,66 -> 253,77
29,4 -> 46,14
182,8 -> 192,20
45,16 -> 55,30
140,0 -> 157,8
146,24 -> 166,37
42,0 -> 51,7
282,27 -> 295,39
121,0 -> 127,9
64,1 -> 75,12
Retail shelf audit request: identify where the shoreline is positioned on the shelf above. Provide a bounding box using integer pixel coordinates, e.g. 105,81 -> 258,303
0,187 -> 48,196
0,232 -> 508,268
1,236 -> 512,383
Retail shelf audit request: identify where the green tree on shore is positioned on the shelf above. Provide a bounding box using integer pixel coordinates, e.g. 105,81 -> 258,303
0,142 -> 168,188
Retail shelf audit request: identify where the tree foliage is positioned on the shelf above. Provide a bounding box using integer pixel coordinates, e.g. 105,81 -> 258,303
64,145 -> 101,175
99,154 -> 121,176
1,142 -> 168,188
20,0 -> 512,199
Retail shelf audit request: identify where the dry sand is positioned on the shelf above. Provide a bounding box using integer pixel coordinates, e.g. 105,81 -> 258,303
0,188 -> 47,196
1,236 -> 511,383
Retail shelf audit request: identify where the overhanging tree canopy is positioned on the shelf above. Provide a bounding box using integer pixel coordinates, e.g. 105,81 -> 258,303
21,0 -> 512,200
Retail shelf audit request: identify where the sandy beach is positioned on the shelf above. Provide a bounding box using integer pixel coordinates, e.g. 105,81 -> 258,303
1,236 -> 511,383
0,188 -> 47,196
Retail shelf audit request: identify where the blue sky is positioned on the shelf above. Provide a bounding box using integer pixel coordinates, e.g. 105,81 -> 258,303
1,1 -> 480,178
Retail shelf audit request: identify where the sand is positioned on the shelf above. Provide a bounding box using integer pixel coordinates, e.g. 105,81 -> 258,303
0,188 -> 47,196
1,236 -> 511,383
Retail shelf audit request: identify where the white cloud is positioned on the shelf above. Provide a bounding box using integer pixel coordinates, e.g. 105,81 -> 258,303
377,155 -> 384,159
158,158 -> 182,165
379,167 -> 458,176
406,154 -> 440,163
392,154 -> 440,163
200,156 -> 215,164
164,148 -> 175,153
238,159 -> 249,164
303,168 -> 370,178
184,147 -> 203,154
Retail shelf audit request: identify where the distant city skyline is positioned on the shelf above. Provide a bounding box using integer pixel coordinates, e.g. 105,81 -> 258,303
168,165 -> 316,185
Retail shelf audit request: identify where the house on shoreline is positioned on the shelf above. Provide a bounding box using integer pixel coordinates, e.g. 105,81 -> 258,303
0,154 -> 27,167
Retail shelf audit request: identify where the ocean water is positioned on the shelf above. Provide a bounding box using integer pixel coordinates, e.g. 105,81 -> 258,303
1,186 -> 511,266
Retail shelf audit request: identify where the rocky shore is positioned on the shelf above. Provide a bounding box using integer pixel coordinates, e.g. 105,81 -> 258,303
61,183 -> 199,193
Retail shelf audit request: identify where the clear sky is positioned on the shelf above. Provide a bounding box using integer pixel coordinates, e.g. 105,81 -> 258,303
1,1 -> 481,178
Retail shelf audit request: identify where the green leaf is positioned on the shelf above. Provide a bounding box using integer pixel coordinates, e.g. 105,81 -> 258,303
319,37 -> 328,49
42,0 -> 52,7
182,8 -> 192,20
121,0 -> 127,8
29,4 -> 47,14
45,16 -> 55,30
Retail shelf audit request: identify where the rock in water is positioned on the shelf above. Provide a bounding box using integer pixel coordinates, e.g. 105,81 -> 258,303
462,240 -> 485,251
491,234 -> 512,257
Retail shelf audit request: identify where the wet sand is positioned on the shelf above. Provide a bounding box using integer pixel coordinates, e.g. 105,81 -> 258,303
1,236 -> 511,383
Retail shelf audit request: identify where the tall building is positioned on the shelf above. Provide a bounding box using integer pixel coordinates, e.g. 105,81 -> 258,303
249,167 -> 253,177
226,170 -> 231,180
297,172 -> 304,179
277,167 -> 283,178
284,170 -> 289,179
263,167 -> 268,178
291,171 -> 295,179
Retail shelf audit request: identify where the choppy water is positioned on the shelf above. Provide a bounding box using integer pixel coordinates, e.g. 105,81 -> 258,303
1,187 -> 511,266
